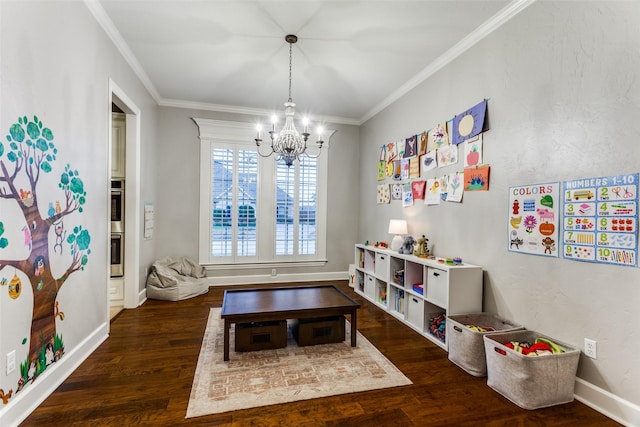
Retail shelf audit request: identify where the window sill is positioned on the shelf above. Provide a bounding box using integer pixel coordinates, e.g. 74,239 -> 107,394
204,260 -> 328,271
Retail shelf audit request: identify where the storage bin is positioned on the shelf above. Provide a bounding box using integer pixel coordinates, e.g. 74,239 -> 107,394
293,316 -> 345,346
235,320 -> 287,352
446,313 -> 523,376
483,330 -> 580,409
426,267 -> 448,307
374,252 -> 389,279
406,295 -> 424,330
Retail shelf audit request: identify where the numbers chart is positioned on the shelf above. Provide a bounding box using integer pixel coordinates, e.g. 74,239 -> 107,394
562,174 -> 639,267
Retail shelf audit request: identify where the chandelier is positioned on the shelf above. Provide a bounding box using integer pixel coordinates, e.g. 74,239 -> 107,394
254,34 -> 324,167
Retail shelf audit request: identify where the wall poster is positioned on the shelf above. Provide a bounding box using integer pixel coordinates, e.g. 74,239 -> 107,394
508,182 -> 560,257
562,174 -> 638,267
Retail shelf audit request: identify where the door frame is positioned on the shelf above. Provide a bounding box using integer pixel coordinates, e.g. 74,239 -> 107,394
109,79 -> 141,309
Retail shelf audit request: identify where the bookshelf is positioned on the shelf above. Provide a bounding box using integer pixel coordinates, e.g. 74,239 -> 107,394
354,244 -> 483,350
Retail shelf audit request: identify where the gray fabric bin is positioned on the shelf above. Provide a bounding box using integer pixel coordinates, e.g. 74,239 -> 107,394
447,313 -> 523,376
483,330 -> 580,410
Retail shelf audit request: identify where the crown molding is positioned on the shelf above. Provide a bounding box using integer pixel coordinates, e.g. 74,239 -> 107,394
86,0 -> 532,127
84,0 -> 161,103
359,0 -> 536,124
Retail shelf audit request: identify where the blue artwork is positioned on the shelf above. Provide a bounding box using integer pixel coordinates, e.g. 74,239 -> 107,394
452,99 -> 488,145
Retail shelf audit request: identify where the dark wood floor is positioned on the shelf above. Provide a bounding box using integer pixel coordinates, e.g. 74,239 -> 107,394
22,281 -> 620,426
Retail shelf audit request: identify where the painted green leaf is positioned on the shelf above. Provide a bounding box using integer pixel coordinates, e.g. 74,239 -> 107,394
9,123 -> 25,142
60,172 -> 69,185
70,176 -> 84,195
27,121 -> 40,139
42,128 -> 54,141
10,142 -> 18,150
76,229 -> 91,251
0,238 -> 7,249
36,138 -> 48,151
0,142 -> 3,156
7,152 -> 17,162
41,161 -> 52,173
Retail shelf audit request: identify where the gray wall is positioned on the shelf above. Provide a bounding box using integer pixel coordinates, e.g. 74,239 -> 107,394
359,1 -> 639,408
0,1 -> 158,423
154,107 -> 360,278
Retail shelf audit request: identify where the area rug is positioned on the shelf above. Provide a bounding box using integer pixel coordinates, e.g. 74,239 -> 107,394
186,308 -> 412,418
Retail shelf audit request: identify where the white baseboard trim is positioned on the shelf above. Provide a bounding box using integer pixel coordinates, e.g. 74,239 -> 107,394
574,377 -> 640,427
138,287 -> 147,306
209,270 -> 349,286
0,322 -> 109,427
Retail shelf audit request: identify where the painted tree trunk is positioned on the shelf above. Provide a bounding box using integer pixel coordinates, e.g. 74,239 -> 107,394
23,202 -> 58,376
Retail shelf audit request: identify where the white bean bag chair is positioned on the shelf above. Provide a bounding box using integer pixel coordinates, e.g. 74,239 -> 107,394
146,256 -> 209,301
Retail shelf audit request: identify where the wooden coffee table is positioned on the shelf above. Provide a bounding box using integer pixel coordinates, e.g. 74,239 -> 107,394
220,284 -> 360,361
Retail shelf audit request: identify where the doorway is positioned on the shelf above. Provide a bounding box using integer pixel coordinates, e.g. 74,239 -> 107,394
109,80 -> 141,320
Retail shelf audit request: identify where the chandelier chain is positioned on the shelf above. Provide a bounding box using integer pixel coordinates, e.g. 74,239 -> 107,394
288,41 -> 293,102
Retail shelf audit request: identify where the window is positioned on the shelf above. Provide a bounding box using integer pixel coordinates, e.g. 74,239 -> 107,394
195,119 -> 329,268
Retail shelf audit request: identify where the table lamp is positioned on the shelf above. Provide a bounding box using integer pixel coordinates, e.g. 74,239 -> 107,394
388,219 -> 408,251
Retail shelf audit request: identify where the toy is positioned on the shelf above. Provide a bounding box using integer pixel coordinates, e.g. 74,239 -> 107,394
413,235 -> 429,257
398,236 -> 416,254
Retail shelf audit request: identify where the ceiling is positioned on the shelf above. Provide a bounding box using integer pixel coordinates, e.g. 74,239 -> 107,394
93,1 -> 529,125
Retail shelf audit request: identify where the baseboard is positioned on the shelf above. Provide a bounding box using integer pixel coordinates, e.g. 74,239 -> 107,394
574,377 -> 640,427
138,287 -> 147,306
0,322 -> 109,427
209,270 -> 349,286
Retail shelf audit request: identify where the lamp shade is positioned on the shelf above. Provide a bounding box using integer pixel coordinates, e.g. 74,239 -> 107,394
388,219 -> 408,235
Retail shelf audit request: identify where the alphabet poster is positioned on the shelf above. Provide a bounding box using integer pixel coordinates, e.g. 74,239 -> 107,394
562,174 -> 638,267
508,182 -> 560,257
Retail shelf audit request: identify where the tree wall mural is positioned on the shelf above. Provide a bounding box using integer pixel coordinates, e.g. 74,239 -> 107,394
0,115 -> 91,398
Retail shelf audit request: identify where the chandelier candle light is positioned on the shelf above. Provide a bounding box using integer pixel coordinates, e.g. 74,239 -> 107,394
255,34 -> 324,167
388,219 -> 408,252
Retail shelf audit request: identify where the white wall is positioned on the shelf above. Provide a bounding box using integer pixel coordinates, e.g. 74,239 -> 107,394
360,1 -> 639,423
152,107 -> 360,282
0,1 -> 158,425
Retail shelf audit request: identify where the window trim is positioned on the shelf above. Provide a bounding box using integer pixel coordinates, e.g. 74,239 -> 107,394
194,118 -> 332,268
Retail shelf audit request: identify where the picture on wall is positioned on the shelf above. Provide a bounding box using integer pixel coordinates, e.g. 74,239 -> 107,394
412,180 -> 426,200
420,151 -> 437,175
463,134 -> 483,168
446,171 -> 464,202
562,173 -> 638,267
452,99 -> 489,145
508,182 -> 560,257
464,165 -> 490,191
377,184 -> 391,204
404,135 -> 417,158
424,178 -> 441,205
427,122 -> 449,152
437,144 -> 458,167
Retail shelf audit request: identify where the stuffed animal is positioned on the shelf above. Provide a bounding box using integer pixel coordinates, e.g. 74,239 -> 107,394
413,235 -> 429,257
398,236 -> 416,254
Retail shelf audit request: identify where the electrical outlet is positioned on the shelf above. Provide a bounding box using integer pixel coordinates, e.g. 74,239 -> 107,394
271,269 -> 277,277
584,338 -> 597,359
6,350 -> 16,374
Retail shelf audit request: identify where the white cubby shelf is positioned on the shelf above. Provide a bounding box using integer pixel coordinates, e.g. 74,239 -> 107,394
354,244 -> 483,350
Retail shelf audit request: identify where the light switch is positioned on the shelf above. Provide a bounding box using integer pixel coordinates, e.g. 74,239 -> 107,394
6,350 -> 16,374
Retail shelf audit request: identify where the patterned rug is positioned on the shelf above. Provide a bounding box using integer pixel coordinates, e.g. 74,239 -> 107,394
186,308 -> 412,418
